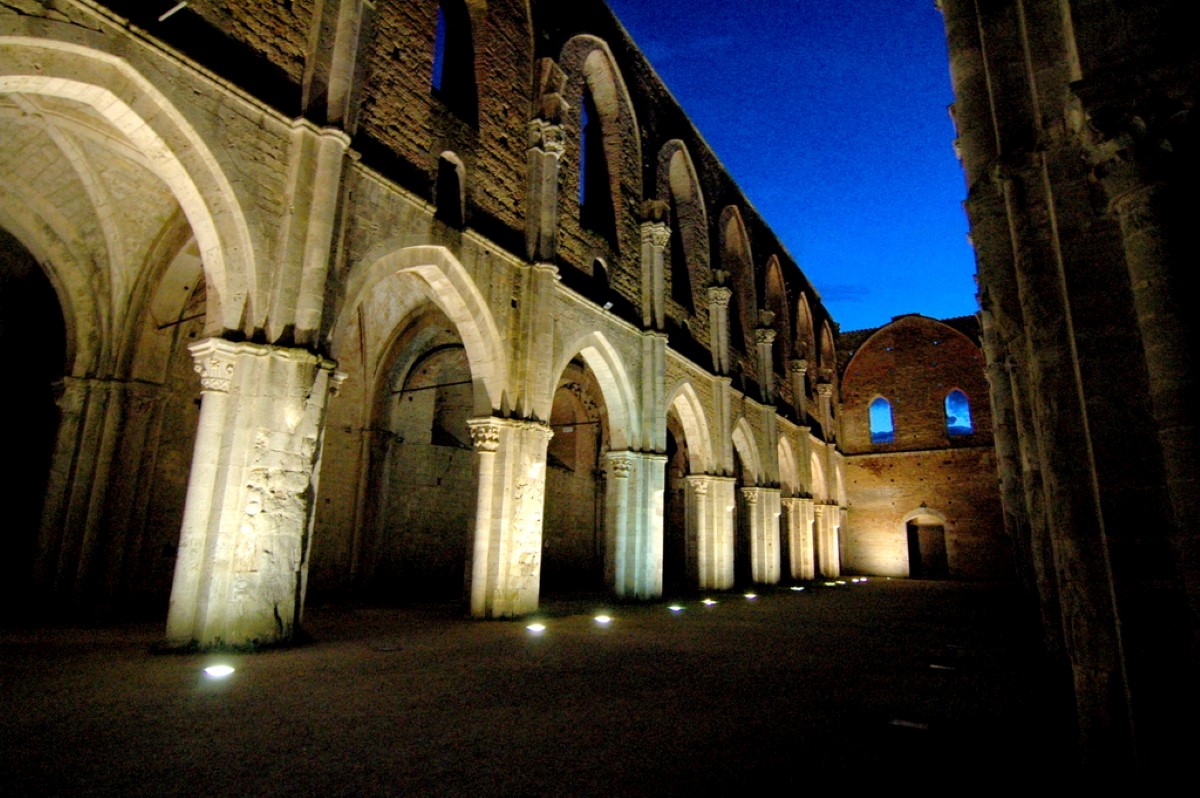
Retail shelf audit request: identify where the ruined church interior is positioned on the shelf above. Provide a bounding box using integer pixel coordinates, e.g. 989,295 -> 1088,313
1,0 -> 1195,778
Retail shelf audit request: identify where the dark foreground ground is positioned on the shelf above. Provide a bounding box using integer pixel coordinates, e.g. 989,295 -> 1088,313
2,580 -> 1073,795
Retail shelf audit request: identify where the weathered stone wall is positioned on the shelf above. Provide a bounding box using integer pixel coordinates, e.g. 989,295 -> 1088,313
842,447 -> 1006,578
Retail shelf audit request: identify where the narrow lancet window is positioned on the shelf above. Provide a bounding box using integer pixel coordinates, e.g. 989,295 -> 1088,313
431,4 -> 447,91
945,389 -> 973,436
869,397 -> 895,444
579,90 -> 616,243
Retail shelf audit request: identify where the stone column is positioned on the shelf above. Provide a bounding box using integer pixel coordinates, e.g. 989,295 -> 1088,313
789,358 -> 808,423
741,486 -> 782,585
708,285 -> 732,375
687,475 -> 736,590
34,377 -> 161,608
526,118 -> 565,262
755,327 -> 776,403
164,339 -> 341,649
465,416 -> 553,618
640,220 -> 669,330
604,450 -> 668,600
783,497 -> 815,580
639,331 -> 668,453
1100,161 -> 1200,636
814,502 -> 840,578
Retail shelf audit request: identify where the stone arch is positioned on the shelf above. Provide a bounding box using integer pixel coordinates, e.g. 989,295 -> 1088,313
666,380 -> 714,474
777,437 -> 799,497
335,244 -> 507,415
657,140 -> 708,313
0,37 -> 258,335
560,35 -> 642,251
819,320 -> 837,377
795,292 -> 816,362
718,206 -> 756,361
810,450 -> 828,501
0,196 -> 95,374
902,506 -> 951,579
731,417 -> 762,485
763,255 -> 791,370
550,330 -> 635,452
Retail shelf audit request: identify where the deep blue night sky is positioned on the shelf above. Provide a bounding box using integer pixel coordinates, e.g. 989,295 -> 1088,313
604,0 -> 977,332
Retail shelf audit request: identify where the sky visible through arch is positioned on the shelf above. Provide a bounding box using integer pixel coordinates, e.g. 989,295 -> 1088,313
604,0 -> 977,333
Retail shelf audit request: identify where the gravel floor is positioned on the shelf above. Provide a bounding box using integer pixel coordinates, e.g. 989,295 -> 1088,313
1,579 -> 1072,795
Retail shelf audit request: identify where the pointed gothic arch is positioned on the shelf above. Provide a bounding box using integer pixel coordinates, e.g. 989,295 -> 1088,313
335,244 -> 508,415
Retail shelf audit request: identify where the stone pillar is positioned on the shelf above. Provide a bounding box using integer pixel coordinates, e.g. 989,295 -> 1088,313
639,331 -> 668,453
789,358 -> 808,423
755,327 -> 776,403
269,121 -> 350,346
713,375 -> 734,477
783,497 -> 816,580
604,451 -> 668,600
1101,163 -> 1200,636
164,339 -> 341,649
687,475 -> 736,590
814,502 -> 840,578
742,486 -> 782,585
708,285 -> 732,375
464,417 -> 553,618
640,220 -> 669,330
34,377 -> 165,608
512,262 -> 560,419
526,119 -> 565,262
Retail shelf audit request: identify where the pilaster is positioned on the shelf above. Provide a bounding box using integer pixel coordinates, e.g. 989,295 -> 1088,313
526,118 -> 566,262
640,220 -> 669,330
271,120 -> 351,345
755,327 -> 776,403
707,286 -> 732,375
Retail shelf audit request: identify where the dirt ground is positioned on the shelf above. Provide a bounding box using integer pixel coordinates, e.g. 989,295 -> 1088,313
1,580 -> 1072,795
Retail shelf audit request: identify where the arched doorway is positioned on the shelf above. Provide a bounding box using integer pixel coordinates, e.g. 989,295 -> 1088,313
0,227 -> 65,612
663,410 -> 689,596
363,305 -> 477,602
542,357 -> 609,595
904,508 -> 949,579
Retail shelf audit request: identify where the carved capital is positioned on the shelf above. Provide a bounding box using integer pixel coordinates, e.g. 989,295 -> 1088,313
467,418 -> 502,452
528,119 -> 566,155
609,456 -> 632,479
690,479 -> 709,496
789,358 -> 808,375
755,328 -> 777,346
640,220 -> 670,250
707,286 -> 732,308
190,339 -> 238,393
816,383 -> 833,399
740,487 -> 760,504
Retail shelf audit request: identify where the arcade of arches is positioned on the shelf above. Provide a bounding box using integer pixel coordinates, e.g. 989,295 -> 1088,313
5,0 -> 1195,772
1,1 -> 848,649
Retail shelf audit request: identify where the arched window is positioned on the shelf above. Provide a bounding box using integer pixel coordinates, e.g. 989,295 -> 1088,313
869,397 -> 895,444
579,89 -> 616,243
945,389 -> 974,436
430,2 -> 477,122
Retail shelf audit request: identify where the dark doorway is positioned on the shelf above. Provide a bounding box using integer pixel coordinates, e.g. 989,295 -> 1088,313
0,227 -> 66,612
906,521 -> 948,579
